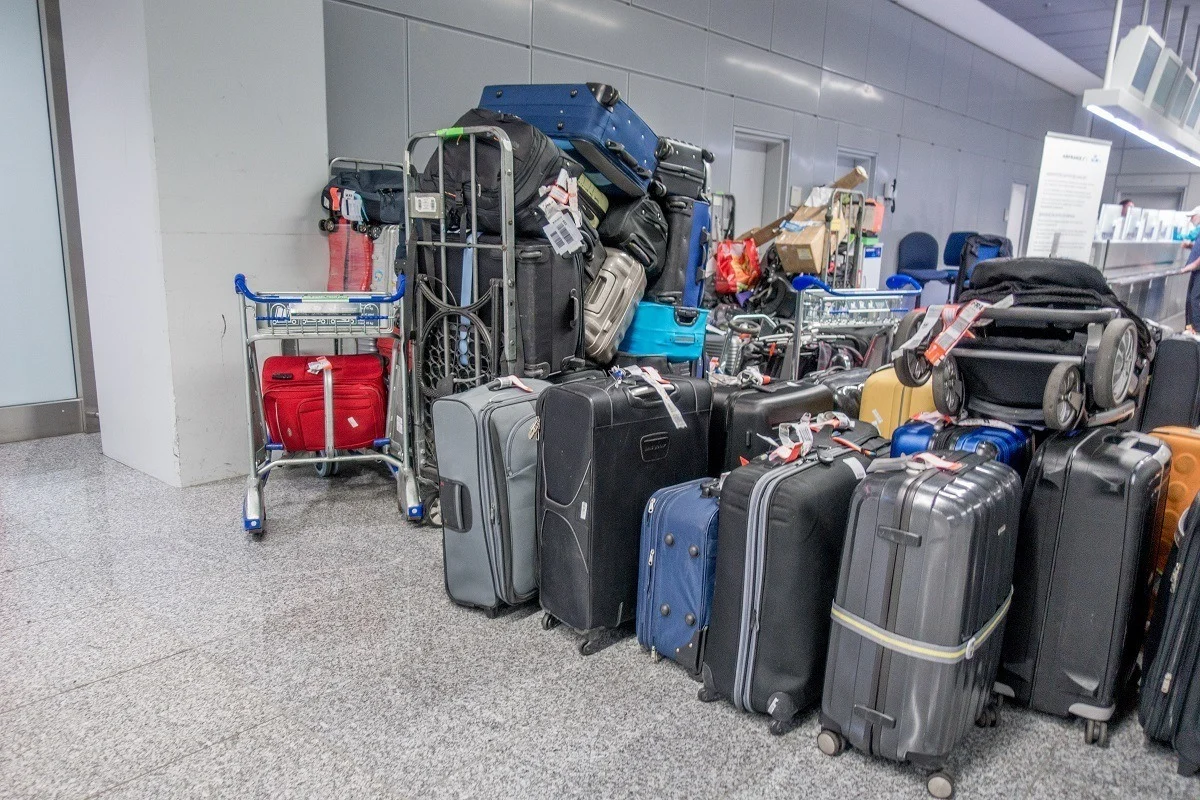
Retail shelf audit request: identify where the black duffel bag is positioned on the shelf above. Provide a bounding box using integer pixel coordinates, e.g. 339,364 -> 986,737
322,168 -> 406,225
597,194 -> 668,284
420,108 -> 581,237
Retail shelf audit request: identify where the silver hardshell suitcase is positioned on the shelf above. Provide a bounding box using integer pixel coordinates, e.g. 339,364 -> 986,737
817,451 -> 1021,799
584,251 -> 646,364
432,377 -> 550,614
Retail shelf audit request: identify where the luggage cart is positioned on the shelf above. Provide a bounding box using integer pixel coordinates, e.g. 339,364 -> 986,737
402,125 -> 521,512
786,274 -> 922,379
234,273 -> 420,535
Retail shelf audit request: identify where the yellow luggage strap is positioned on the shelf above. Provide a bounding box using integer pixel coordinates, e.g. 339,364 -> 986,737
830,587 -> 1013,664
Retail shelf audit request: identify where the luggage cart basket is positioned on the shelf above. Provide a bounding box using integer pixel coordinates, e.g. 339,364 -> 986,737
787,274 -> 922,378
402,125 -> 521,514
233,274 -> 420,534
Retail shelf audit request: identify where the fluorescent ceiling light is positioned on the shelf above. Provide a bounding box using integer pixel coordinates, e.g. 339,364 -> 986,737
1086,103 -> 1200,168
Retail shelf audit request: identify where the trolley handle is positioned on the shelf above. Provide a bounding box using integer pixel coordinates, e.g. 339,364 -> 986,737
790,273 -> 922,298
233,273 -> 406,304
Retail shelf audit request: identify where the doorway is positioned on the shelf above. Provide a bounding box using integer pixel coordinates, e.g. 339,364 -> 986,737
1005,183 -> 1029,256
836,148 -> 876,193
730,130 -> 789,230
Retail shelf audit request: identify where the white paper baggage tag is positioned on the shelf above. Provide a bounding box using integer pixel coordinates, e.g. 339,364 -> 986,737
341,190 -> 365,223
538,196 -> 584,255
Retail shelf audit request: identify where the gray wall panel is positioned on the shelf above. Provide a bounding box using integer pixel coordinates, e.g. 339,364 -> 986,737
702,91 -> 735,193
633,0 -> 708,27
905,17 -> 945,107
771,0 -> 826,66
531,51 -> 629,97
865,0 -> 911,95
940,36 -> 973,114
822,0 -> 872,82
706,34 -> 820,113
324,2 -> 407,162
708,0 -> 773,49
365,0 -> 532,45
628,74 -> 705,144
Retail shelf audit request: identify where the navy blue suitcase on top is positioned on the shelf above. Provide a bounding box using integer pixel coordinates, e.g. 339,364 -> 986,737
637,477 -> 721,673
890,419 -> 1032,474
479,83 -> 658,198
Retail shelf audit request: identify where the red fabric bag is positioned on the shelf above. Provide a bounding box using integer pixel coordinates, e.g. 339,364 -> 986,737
261,355 -> 386,451
713,238 -> 761,295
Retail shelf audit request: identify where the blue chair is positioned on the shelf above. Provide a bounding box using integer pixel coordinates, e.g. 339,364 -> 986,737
897,231 -> 956,287
943,231 -> 978,269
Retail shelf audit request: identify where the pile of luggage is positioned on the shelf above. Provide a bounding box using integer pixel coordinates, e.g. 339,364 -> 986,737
432,256 -> 1200,797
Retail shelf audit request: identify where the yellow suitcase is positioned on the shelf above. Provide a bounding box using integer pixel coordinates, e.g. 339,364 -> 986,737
858,365 -> 936,439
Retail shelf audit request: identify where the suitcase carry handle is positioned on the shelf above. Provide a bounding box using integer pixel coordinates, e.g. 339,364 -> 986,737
569,289 -> 581,331
673,307 -> 700,326
438,479 -> 471,533
605,140 -> 652,178
625,239 -> 653,268
627,382 -> 679,405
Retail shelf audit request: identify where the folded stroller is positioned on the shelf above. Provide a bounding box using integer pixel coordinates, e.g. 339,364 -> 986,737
892,257 -> 1155,430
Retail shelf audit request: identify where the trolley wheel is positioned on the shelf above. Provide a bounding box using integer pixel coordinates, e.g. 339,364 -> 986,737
578,637 -> 601,657
931,355 -> 964,417
540,612 -> 559,631
1084,719 -> 1109,747
1094,319 -> 1137,409
1043,363 -> 1085,430
483,606 -> 500,619
893,310 -> 933,388
426,497 -> 442,527
367,225 -> 382,240
315,452 -> 340,478
926,771 -> 955,799
243,485 -> 266,536
318,217 -> 335,233
816,729 -> 846,757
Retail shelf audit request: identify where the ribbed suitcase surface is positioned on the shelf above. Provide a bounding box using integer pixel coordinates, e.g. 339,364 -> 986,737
536,376 -> 711,636
1148,426 -> 1200,584
583,251 -> 646,365
636,478 -> 721,671
821,451 -> 1020,770
997,428 -> 1169,723
701,423 -> 885,730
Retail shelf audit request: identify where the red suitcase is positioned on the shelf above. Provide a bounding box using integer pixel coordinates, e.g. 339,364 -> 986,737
261,355 -> 387,451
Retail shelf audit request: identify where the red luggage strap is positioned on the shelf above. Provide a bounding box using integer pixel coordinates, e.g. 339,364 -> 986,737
489,376 -> 533,393
867,452 -> 965,474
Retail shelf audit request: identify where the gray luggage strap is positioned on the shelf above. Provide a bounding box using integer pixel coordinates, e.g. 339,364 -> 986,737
830,587 -> 1013,664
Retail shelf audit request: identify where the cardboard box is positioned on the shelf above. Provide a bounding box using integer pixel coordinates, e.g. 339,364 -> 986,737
737,166 -> 868,247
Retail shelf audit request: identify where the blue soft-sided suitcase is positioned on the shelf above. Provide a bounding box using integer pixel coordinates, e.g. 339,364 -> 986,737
682,200 -> 711,308
618,301 -> 710,362
479,83 -> 658,198
890,420 -> 1032,473
636,478 -> 720,671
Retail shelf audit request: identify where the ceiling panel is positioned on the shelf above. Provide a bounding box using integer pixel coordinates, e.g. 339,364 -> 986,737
980,0 -> 1200,76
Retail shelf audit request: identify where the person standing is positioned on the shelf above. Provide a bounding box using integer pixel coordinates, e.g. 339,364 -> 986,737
1183,206 -> 1200,332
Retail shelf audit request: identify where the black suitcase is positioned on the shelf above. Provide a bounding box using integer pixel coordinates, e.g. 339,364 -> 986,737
709,380 -> 836,476
1140,336 -> 1200,431
536,373 -> 712,653
650,196 -> 701,304
1141,495 -> 1200,774
598,195 -> 669,285
797,367 -> 872,419
653,138 -> 711,200
996,428 -> 1170,745
418,235 -> 585,379
698,423 -> 886,733
818,450 -> 1021,798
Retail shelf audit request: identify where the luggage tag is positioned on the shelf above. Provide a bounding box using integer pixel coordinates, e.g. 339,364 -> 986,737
538,196 -> 584,256
924,295 -> 1014,365
624,365 -> 686,430
341,190 -> 365,223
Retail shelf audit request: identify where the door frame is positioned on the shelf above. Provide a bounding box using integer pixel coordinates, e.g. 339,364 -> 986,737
733,127 -> 791,226
0,0 -> 98,444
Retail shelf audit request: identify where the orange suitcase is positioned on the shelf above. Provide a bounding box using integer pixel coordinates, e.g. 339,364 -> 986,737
1148,426 -> 1200,580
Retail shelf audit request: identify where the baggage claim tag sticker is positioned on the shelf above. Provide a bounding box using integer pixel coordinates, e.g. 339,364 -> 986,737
538,196 -> 584,256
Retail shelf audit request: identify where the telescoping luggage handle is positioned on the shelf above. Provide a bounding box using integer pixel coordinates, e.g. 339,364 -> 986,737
830,587 -> 1013,664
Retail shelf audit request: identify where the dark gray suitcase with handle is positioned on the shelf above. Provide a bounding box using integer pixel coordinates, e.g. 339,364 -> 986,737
433,379 -> 550,613
818,451 -> 1021,798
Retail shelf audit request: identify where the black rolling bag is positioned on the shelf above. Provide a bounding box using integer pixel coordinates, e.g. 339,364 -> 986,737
536,372 -> 712,654
653,138 -> 712,200
709,380 -> 836,475
598,195 -> 669,285
996,428 -> 1169,746
698,422 -> 886,733
1139,335 -> 1200,431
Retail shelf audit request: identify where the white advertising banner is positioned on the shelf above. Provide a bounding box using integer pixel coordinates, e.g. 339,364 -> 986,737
1025,132 -> 1112,262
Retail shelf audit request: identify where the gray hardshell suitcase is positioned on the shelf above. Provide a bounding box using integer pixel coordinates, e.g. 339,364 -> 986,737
432,378 -> 550,613
584,250 -> 646,364
818,451 -> 1021,799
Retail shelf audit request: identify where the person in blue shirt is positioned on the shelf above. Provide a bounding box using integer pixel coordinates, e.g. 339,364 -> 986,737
1185,206 -> 1200,332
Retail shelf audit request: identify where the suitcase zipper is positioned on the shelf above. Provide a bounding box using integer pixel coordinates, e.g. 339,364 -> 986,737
480,395 -> 540,604
732,460 -> 816,713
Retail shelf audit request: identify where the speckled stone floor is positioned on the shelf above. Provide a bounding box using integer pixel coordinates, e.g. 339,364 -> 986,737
0,433 -> 1196,799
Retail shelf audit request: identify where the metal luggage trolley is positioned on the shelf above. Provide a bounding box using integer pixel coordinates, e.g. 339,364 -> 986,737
402,125 -> 520,509
786,273 -> 923,378
233,274 -> 420,535
816,188 -> 868,290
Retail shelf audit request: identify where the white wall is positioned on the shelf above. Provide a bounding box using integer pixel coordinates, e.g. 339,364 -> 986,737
61,0 -> 328,486
60,0 -> 179,484
323,0 -> 1083,273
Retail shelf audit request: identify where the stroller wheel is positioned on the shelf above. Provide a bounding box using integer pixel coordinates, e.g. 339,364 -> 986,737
932,355 -> 964,416
1094,319 -> 1137,409
892,310 -> 933,387
1043,362 -> 1085,430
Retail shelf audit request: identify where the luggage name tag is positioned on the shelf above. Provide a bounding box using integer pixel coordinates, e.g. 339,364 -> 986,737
770,420 -> 814,464
340,190 -> 365,223
911,410 -> 956,428
924,295 -> 1014,365
538,196 -> 584,256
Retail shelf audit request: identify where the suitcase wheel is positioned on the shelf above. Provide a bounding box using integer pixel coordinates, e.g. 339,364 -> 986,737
816,729 -> 846,758
767,717 -> 796,736
696,685 -> 722,703
540,612 -> 559,631
315,451 -> 341,478
578,635 -> 603,657
1083,719 -> 1109,748
975,694 -> 1002,729
926,771 -> 954,799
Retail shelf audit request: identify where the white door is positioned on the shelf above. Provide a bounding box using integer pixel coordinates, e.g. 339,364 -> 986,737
1005,183 -> 1029,256
731,137 -> 768,232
